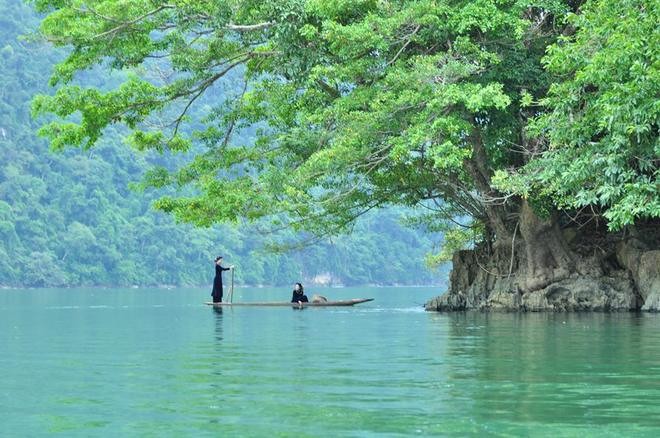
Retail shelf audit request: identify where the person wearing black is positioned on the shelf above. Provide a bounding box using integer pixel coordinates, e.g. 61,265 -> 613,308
291,282 -> 309,305
211,256 -> 233,303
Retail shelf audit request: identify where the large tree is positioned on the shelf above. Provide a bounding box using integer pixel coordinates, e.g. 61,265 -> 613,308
32,0 -> 658,300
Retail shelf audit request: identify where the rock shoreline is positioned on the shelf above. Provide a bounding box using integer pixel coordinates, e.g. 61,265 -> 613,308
426,227 -> 660,312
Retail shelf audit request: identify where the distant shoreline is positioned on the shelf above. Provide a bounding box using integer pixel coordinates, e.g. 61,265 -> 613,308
0,284 -> 445,290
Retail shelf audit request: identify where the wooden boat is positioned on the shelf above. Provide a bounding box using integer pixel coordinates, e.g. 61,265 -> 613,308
204,298 -> 374,307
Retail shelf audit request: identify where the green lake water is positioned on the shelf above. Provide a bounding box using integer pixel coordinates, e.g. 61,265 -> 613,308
2,287 -> 660,436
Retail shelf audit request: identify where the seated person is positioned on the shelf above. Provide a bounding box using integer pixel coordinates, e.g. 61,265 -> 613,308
291,282 -> 309,304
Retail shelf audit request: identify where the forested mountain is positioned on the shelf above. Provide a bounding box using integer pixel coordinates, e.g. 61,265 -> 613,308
0,0 -> 445,287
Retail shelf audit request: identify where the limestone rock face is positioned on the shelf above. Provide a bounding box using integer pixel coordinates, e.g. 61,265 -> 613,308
425,229 -> 659,313
486,290 -> 522,310
424,292 -> 466,311
521,276 -> 640,311
616,239 -> 660,310
425,275 -> 640,312
642,293 -> 660,311
616,239 -> 645,281
638,251 -> 660,310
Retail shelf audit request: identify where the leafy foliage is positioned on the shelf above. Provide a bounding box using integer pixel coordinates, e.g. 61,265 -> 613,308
27,0 -> 659,272
31,0 -> 566,233
495,0 -> 659,230
0,0 -> 443,287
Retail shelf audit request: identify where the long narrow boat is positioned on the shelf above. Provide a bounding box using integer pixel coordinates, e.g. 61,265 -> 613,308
204,298 -> 374,307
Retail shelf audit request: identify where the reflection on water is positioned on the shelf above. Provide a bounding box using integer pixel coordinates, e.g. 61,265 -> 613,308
212,306 -> 223,343
439,312 -> 660,434
1,288 -> 659,436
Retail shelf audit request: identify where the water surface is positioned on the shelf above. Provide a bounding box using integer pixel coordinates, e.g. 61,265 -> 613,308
1,287 -> 659,436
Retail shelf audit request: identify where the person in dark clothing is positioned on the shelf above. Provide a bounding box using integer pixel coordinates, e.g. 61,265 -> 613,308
291,282 -> 309,305
211,256 -> 232,303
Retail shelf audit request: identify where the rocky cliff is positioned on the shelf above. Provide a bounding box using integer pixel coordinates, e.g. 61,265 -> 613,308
425,221 -> 660,312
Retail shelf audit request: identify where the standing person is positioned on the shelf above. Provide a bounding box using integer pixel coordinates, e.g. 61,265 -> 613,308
211,256 -> 233,303
291,282 -> 309,305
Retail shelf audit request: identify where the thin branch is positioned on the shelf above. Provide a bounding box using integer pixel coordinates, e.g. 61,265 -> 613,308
221,79 -> 249,148
385,24 -> 421,68
93,5 -> 176,39
419,200 -> 475,229
115,50 -> 275,133
170,84 -> 207,140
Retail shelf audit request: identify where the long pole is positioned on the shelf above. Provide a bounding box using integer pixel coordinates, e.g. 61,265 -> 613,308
230,267 -> 235,303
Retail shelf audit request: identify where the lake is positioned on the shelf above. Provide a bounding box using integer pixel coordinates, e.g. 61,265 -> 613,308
2,287 -> 660,436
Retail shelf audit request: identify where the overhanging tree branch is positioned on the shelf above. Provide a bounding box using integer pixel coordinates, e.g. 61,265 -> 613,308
92,5 -> 176,39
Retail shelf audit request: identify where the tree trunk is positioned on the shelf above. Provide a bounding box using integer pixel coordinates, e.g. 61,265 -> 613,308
518,200 -> 574,292
464,159 -> 511,243
464,128 -> 512,244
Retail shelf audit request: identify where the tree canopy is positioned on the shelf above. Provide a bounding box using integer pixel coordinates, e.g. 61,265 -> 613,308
31,0 -> 658,256
0,0 -> 444,287
496,0 -> 659,229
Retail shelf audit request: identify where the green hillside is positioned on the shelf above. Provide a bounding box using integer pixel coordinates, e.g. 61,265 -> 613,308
0,0 -> 445,287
